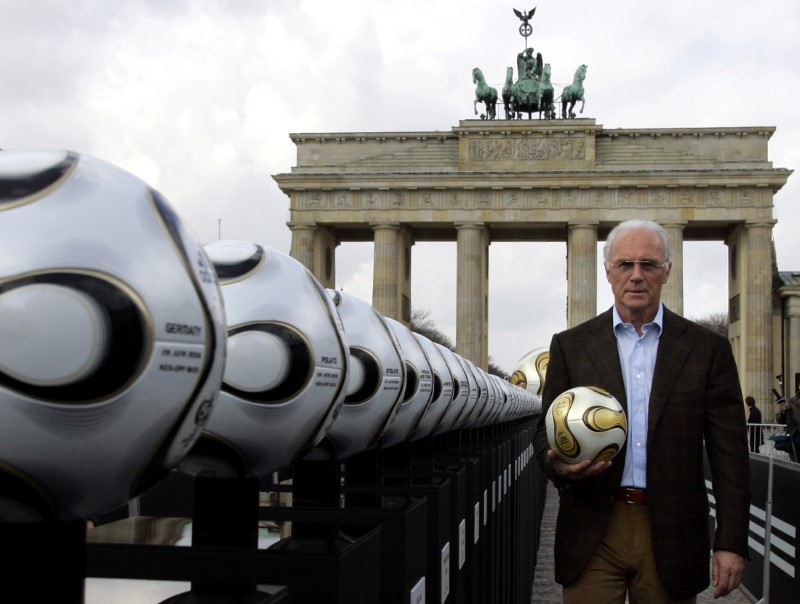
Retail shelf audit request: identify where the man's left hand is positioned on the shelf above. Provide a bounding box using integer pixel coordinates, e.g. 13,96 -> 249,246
711,549 -> 744,598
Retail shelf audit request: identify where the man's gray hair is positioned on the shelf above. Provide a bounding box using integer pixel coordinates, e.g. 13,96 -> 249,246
603,220 -> 672,265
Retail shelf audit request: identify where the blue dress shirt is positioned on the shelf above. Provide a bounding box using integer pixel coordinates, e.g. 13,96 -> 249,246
612,303 -> 663,489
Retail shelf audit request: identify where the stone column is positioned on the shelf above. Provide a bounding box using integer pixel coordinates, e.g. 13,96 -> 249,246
289,224 -> 316,272
745,221 -> 775,403
661,222 -> 685,315
567,222 -> 598,327
372,223 -> 400,319
456,223 -> 488,368
314,227 -> 338,288
783,294 -> 800,397
397,227 -> 414,324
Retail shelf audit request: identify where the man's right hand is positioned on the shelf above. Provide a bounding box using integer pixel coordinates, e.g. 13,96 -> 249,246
547,449 -> 612,481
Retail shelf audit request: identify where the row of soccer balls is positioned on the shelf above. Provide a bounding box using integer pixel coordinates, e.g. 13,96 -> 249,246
0,150 -> 548,521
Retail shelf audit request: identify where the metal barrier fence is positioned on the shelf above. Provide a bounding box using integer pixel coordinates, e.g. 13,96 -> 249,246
747,423 -> 797,462
708,425 -> 799,604
80,418 -> 547,603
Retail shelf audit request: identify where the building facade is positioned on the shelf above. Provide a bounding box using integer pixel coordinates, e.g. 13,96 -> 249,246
273,118 -> 792,402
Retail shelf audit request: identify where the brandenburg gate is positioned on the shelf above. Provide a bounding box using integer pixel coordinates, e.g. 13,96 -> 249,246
273,118 -> 791,399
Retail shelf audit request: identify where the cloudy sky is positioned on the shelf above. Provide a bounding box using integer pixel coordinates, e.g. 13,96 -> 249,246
3,0 -> 798,375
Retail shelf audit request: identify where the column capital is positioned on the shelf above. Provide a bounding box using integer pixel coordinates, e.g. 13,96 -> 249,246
455,222 -> 486,230
567,221 -> 599,229
370,222 -> 402,230
781,292 -> 800,316
288,223 -> 317,232
745,219 -> 778,229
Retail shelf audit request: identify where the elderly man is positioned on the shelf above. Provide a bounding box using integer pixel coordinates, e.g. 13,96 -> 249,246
534,219 -> 751,602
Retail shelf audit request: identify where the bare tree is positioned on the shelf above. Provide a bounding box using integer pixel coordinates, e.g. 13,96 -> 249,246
690,312 -> 729,337
409,309 -> 454,350
409,309 -> 508,378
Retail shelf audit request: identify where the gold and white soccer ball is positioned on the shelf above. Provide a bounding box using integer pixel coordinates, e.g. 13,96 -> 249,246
512,347 -> 549,395
545,386 -> 627,464
0,150 -> 226,520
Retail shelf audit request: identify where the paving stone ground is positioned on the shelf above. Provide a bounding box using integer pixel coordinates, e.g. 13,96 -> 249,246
531,482 -> 754,603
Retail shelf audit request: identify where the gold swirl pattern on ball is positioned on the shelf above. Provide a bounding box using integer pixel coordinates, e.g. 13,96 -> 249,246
593,444 -> 620,462
534,352 -> 549,395
551,391 -> 579,458
583,406 -> 628,433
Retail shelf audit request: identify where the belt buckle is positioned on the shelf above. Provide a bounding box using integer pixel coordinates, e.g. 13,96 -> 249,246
619,487 -> 646,504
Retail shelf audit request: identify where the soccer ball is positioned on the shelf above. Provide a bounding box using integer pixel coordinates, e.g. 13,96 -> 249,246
324,290 -> 405,458
381,318 -> 434,447
460,358 -> 488,429
407,333 -> 454,439
512,347 -> 549,395
198,241 -> 348,477
432,344 -> 470,435
0,150 -> 226,520
545,386 -> 627,464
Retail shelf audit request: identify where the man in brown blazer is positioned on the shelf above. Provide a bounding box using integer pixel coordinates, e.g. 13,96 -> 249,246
534,220 -> 750,602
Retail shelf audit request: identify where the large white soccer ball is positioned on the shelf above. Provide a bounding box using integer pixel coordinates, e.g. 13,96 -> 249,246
198,241 -> 348,477
0,150 -> 226,520
545,386 -> 627,464
381,318 -> 433,447
459,358 -> 487,429
324,290 -> 405,458
407,333 -> 454,440
512,347 -> 549,395
432,344 -> 470,435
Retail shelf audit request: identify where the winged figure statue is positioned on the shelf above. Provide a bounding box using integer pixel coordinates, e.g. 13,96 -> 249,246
513,7 -> 536,24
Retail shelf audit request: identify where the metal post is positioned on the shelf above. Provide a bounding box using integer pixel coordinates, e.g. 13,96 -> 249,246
761,455 -> 774,603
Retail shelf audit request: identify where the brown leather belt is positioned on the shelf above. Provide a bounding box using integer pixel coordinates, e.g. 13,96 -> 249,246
617,487 -> 648,504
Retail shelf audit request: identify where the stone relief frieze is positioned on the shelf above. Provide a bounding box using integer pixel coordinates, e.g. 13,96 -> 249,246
301,184 -> 766,213
620,190 -> 635,205
504,191 -> 520,208
335,192 -> 352,208
363,191 -> 377,208
562,191 -> 578,207
308,191 -> 322,207
532,191 -> 551,207
469,137 -> 586,161
678,191 -> 695,206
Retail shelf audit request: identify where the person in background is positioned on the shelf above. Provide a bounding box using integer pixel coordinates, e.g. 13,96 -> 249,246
775,396 -> 799,461
510,369 -> 527,389
534,219 -> 751,603
746,396 -> 763,453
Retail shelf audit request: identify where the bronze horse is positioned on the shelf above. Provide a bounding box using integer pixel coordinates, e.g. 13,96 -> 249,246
561,64 -> 587,119
472,67 -> 498,120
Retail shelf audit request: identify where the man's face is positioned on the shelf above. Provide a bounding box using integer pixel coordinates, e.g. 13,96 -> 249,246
605,228 -> 670,323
